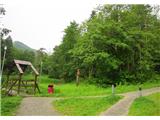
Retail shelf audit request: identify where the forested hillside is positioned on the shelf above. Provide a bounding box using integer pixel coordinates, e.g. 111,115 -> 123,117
13,41 -> 35,52
1,36 -> 47,73
48,5 -> 160,85
1,37 -> 35,67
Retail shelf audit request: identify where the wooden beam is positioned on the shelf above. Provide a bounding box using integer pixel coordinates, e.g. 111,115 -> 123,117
6,79 -> 18,95
14,59 -> 39,75
30,64 -> 39,75
33,75 -> 40,94
14,59 -> 31,65
35,83 -> 41,93
17,74 -> 22,94
15,63 -> 23,74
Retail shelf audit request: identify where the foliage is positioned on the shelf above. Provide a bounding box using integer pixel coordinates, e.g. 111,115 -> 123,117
128,92 -> 160,116
1,4 -> 160,87
13,49 -> 35,63
53,95 -> 122,116
48,21 -> 80,81
1,37 -> 36,75
48,5 -> 160,85
1,96 -> 22,116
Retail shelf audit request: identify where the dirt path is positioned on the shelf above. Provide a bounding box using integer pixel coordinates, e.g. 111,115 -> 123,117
16,97 -> 60,116
100,87 -> 160,116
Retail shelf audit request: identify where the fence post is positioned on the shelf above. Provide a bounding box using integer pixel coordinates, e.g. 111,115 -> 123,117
112,84 -> 115,96
76,69 -> 80,86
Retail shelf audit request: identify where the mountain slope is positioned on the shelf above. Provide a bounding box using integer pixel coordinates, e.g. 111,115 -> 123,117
13,41 -> 35,51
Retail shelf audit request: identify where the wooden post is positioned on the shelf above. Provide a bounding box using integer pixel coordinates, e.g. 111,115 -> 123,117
18,74 -> 22,94
34,75 -> 37,94
76,69 -> 80,86
35,83 -> 41,93
35,75 -> 40,93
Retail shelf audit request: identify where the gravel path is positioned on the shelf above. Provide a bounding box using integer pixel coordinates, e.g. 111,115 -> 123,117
16,95 -> 109,116
16,97 -> 60,116
100,87 -> 160,116
16,87 -> 160,116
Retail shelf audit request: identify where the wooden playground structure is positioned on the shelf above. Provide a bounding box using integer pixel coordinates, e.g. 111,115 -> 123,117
2,59 -> 40,95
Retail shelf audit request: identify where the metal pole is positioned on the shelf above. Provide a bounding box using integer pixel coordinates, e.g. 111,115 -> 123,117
1,46 -> 7,78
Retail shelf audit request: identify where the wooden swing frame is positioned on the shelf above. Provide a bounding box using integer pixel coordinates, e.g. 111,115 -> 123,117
5,59 -> 40,95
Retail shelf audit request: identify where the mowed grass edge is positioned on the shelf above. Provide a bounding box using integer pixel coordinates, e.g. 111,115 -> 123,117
128,92 -> 160,116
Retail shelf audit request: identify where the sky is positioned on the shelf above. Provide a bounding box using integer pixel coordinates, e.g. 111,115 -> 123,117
1,0 -> 107,52
1,0 -> 158,53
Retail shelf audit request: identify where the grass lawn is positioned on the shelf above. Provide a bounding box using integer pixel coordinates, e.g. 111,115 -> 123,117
1,96 -> 22,116
37,78 -> 159,97
128,92 -> 160,116
1,74 -> 159,116
53,95 -> 122,116
3,74 -> 159,97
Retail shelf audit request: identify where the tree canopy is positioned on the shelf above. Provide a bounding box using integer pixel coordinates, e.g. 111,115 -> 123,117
48,4 -> 160,85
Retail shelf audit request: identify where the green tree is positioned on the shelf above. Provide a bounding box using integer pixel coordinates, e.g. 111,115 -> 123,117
49,4 -> 160,85
49,21 -> 81,81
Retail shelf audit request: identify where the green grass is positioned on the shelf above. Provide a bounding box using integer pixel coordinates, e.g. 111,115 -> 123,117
34,74 -> 160,97
1,96 -> 22,116
128,92 -> 160,116
1,74 -> 159,116
115,81 -> 160,94
53,95 -> 122,116
2,74 -> 160,97
38,80 -> 159,97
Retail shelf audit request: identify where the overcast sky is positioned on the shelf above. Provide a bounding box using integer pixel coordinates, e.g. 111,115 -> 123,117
1,0 -> 158,53
1,0 -> 107,52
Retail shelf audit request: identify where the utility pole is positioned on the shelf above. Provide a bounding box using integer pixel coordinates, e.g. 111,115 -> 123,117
1,46 -> 7,78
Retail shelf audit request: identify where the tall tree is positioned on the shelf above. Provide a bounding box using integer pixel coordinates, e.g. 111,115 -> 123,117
49,21 -> 80,81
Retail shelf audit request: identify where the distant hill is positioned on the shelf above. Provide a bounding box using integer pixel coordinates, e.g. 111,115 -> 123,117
13,41 -> 36,52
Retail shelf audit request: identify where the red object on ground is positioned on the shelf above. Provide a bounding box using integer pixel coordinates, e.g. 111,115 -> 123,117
48,84 -> 54,94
